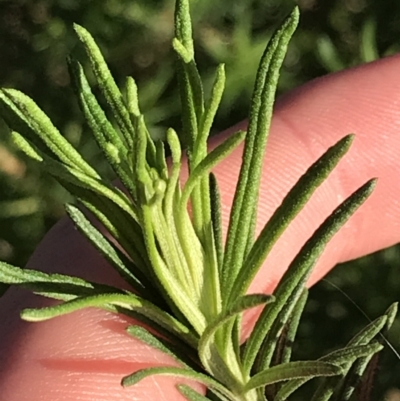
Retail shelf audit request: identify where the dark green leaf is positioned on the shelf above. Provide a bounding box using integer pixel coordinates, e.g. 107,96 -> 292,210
244,361 -> 342,392
243,179 -> 376,375
222,7 -> 299,301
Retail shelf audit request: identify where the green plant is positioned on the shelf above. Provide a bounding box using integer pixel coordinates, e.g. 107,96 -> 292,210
0,1 -> 397,400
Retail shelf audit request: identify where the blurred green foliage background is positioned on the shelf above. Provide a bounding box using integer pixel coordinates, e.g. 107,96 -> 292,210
0,0 -> 400,399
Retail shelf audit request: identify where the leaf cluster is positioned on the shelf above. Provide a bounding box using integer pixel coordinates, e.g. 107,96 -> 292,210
0,1 -> 397,400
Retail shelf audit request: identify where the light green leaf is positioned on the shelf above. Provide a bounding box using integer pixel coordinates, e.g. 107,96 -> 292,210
383,302 -> 398,333
194,64 -> 226,162
198,294 -> 274,383
11,131 -> 43,161
181,130 -> 246,210
21,292 -> 142,321
126,76 -> 140,117
174,0 -> 194,61
73,23 -> 134,148
67,58 -> 136,199
139,202 -> 207,334
0,88 -> 98,178
21,291 -> 196,346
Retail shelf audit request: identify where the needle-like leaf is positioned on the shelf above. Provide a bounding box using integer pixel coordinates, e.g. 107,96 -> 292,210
222,7 -> 299,299
244,360 -> 343,392
73,24 -> 134,149
0,89 -> 98,178
178,385 -> 214,401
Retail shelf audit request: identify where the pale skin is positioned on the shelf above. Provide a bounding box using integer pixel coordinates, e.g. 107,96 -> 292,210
1,54 -> 400,400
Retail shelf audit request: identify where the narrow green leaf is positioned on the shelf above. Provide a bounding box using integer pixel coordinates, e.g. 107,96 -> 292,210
162,131 -> 195,295
348,315 -> 387,347
68,58 -> 127,154
186,60 -> 205,126
174,0 -> 194,60
209,173 -> 224,272
21,292 -> 142,321
180,130 -> 246,209
177,385 -> 212,401
65,204 -> 159,299
0,88 -> 98,178
322,342 -> 383,365
309,376 -> 338,401
43,156 -> 137,221
11,131 -> 42,161
194,64 -> 226,162
383,302 -> 398,333
254,282 -> 304,372
126,76 -> 140,117
280,288 -> 308,364
244,361 -> 342,392
164,128 -> 182,217
243,179 -> 376,375
343,354 -> 377,401
228,134 -> 354,303
73,24 -> 134,148
379,302 -> 400,360
41,160 -> 148,266
0,260 -> 119,300
259,288 -> 309,400
123,310 -> 197,350
200,223 -> 223,322
150,201 -> 197,291
155,139 -> 168,181
331,309 -> 389,390
311,361 -> 379,401
20,291 -> 196,346
126,325 -> 198,370
134,114 -> 153,193
173,2 -> 205,162
69,186 -> 150,275
11,130 -> 149,276
222,7 -> 299,300
175,61 -> 198,152
67,59 -> 137,199
122,366 -> 237,401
